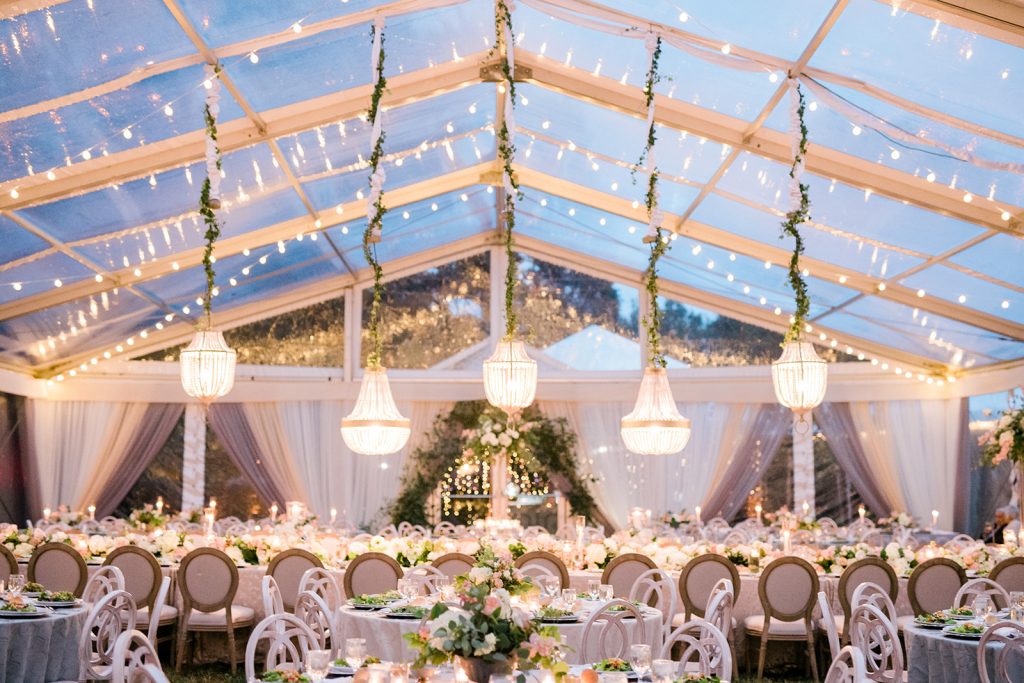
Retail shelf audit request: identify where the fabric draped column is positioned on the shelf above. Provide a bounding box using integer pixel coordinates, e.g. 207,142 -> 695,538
207,403 -> 298,508
814,402 -> 895,517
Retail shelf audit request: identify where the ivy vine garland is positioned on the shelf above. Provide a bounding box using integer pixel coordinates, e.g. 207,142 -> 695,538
390,402 -> 597,527
199,64 -> 223,321
364,19 -> 389,368
781,80 -> 811,342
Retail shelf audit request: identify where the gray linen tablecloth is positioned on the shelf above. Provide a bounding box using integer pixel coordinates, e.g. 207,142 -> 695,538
0,606 -> 87,683
907,624 -> 1024,683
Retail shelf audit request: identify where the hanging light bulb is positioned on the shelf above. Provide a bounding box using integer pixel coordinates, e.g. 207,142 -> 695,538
341,18 -> 410,455
180,65 -> 236,402
772,79 -> 827,418
620,32 -> 690,456
482,4 -> 537,412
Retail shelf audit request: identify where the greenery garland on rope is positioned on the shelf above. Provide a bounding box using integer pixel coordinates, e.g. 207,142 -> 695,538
389,402 -> 598,527
364,21 -> 389,368
781,80 -> 811,343
198,65 -> 223,323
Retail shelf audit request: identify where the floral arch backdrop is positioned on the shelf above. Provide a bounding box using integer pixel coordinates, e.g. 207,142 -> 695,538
390,401 -> 599,528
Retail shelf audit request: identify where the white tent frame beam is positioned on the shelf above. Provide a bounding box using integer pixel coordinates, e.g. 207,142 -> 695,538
872,0 -> 1024,46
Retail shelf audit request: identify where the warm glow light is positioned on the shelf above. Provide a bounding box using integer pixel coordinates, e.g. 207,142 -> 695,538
179,330 -> 236,402
483,339 -> 537,411
621,367 -> 691,455
772,340 -> 828,414
341,367 -> 411,455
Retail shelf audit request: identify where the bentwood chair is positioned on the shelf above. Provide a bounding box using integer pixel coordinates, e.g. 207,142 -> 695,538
678,553 -> 741,623
83,565 -> 125,605
989,557 -> 1024,593
898,557 -> 966,632
342,552 -> 403,598
27,541 -> 88,596
267,548 -> 323,611
430,552 -> 476,578
80,589 -> 138,680
601,553 -> 657,598
176,547 -> 255,673
294,589 -> 337,656
103,546 -> 177,653
659,619 -> 731,681
851,582 -> 898,624
825,645 -> 869,683
261,575 -> 285,619
836,558 -> 898,643
955,577 -> 1011,610
978,620 -> 1024,683
578,599 -> 647,663
514,551 -> 570,589
848,604 -> 903,683
111,630 -> 168,683
0,544 -> 18,585
818,591 -> 841,664
244,614 -> 317,683
703,578 -> 738,681
628,568 -> 678,646
299,567 -> 343,611
744,556 -> 820,683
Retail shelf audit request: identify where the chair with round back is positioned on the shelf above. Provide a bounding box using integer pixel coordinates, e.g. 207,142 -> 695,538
111,629 -> 167,683
103,545 -> 177,636
678,553 -> 741,622
175,547 -> 255,673
978,620 -> 1024,683
601,553 -> 657,598
27,541 -> 88,596
262,574 -> 285,618
658,619 -> 731,681
905,557 -> 966,623
944,534 -> 977,552
722,529 -> 750,545
850,582 -> 898,625
294,590 -> 337,656
430,552 -> 476,579
825,645 -> 869,683
702,578 -> 737,681
744,556 -> 820,683
244,613 -> 318,683
80,588 -> 138,680
514,551 -> 570,589
408,564 -> 446,595
989,557 -> 1024,593
818,591 -> 840,664
433,521 -> 458,537
848,603 -> 903,683
628,568 -> 678,646
299,567 -> 343,612
837,557 -> 898,643
0,544 -> 17,585
147,575 -> 172,650
267,548 -> 323,612
578,598 -> 647,663
83,565 -> 125,604
955,577 -> 1011,610
343,552 -> 403,599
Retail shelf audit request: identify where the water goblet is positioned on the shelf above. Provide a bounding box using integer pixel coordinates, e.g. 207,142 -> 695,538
1012,591 -> 1024,622
7,575 -> 24,598
435,575 -> 453,600
543,575 -> 561,599
398,578 -> 419,601
651,659 -> 676,683
345,637 -> 367,671
599,584 -> 614,601
972,595 -> 993,622
629,643 -> 652,681
306,648 -> 332,681
587,579 -> 600,601
560,588 -> 577,611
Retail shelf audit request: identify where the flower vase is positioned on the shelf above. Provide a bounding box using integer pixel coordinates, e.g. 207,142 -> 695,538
455,657 -> 516,683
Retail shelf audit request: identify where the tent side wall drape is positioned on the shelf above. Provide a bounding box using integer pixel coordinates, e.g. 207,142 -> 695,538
0,393 -> 26,525
207,403 -> 297,507
815,402 -> 895,518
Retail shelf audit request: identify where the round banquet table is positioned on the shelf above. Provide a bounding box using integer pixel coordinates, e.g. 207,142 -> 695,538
337,602 -> 663,664
0,605 -> 88,682
906,623 -> 1024,683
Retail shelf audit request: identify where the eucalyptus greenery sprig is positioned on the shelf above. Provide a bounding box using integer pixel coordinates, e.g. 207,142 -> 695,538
494,0 -> 523,339
198,65 -> 223,325
780,81 -> 811,343
364,22 -> 389,369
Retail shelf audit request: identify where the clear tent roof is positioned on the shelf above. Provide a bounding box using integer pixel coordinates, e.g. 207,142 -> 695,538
0,0 -> 1020,379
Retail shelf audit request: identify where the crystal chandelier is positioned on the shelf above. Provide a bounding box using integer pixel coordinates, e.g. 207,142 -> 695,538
341,18 -> 410,455
180,65 -> 236,403
771,79 -> 827,416
620,33 -> 690,456
482,3 -> 536,412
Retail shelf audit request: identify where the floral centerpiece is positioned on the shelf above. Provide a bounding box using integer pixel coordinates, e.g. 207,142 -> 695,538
458,544 -> 533,597
404,581 -> 567,682
660,511 -> 696,529
128,504 -> 167,531
980,400 -> 1024,466
879,511 -> 916,530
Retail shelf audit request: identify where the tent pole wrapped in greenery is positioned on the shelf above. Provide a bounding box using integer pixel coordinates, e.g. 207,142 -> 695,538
390,401 -> 599,527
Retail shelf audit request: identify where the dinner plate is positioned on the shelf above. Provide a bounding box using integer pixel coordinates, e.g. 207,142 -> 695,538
329,665 -> 355,676
0,609 -> 49,619
384,611 -> 424,620
347,603 -> 388,611
590,666 -> 637,679
34,599 -> 81,608
539,615 -> 580,624
912,619 -> 949,630
942,625 -> 984,640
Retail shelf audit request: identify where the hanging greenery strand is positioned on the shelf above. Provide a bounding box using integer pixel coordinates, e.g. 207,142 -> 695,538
639,34 -> 667,369
781,78 -> 811,343
198,64 -> 223,326
493,0 -> 522,339
364,18 -> 389,369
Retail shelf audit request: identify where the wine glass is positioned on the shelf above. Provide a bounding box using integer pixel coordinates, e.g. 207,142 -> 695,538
651,659 -> 676,683
599,584 -> 614,601
972,595 -> 994,621
7,575 -> 24,598
398,578 -> 419,601
560,589 -> 577,611
345,637 -> 367,671
306,649 -> 332,681
1011,591 -> 1024,622
436,575 -> 453,601
587,579 -> 600,601
629,644 -> 652,681
542,575 -> 561,599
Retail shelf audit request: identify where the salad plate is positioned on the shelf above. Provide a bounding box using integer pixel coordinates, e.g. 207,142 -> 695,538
592,658 -> 637,679
942,623 -> 985,640
913,612 -> 955,629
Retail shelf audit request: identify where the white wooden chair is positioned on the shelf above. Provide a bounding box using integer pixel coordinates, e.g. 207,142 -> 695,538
84,565 -> 126,605
848,604 -> 903,683
978,620 -> 1024,683
825,645 -> 869,683
851,582 -> 898,625
262,574 -> 285,618
294,590 -> 337,656
80,589 -> 138,680
658,619 -> 731,681
818,591 -> 841,664
628,568 -> 679,646
299,567 -> 343,612
703,578 -> 737,681
111,629 -> 168,683
244,613 -> 318,683
578,599 -> 647,663
955,577 -> 1011,610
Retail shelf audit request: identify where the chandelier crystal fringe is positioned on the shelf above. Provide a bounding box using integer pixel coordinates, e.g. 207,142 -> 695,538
180,64 -> 236,403
341,18 -> 411,456
482,0 -> 537,413
620,34 -> 691,456
771,78 -> 827,418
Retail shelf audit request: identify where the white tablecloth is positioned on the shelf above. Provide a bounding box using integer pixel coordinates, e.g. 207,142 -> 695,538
0,606 -> 87,682
906,624 -> 1024,683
